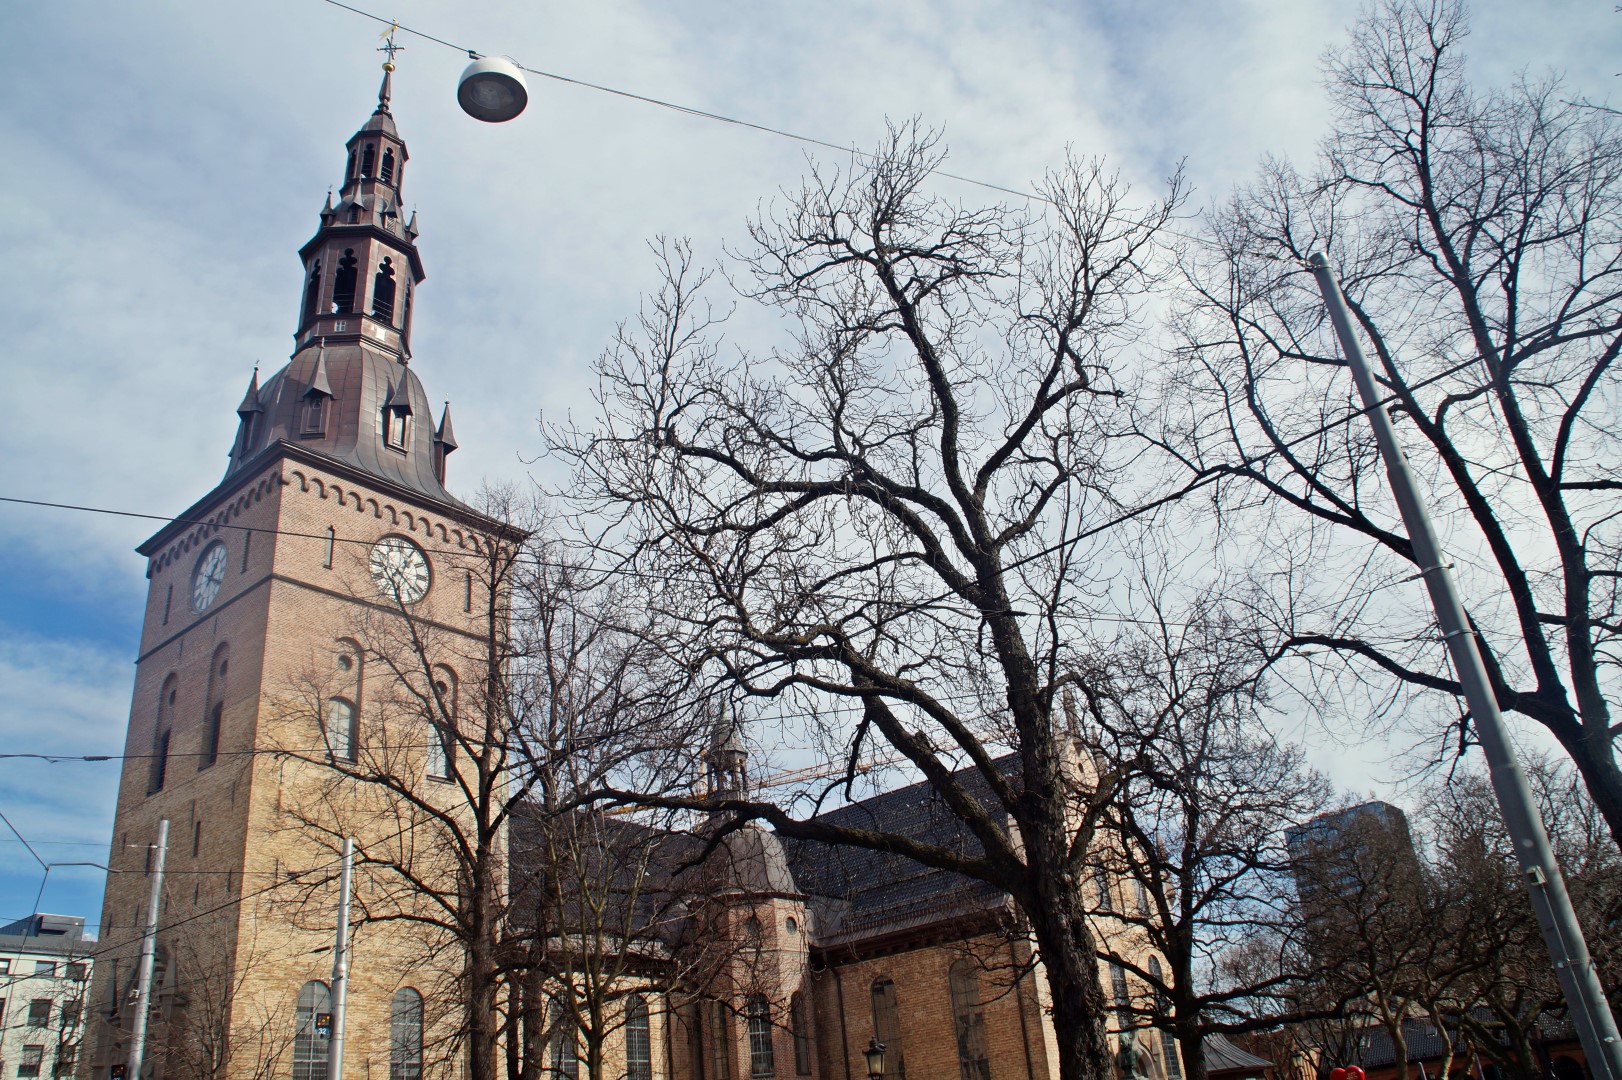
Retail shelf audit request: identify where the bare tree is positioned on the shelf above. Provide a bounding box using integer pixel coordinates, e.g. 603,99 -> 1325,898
1081,591 -> 1338,1080
1164,0 -> 1622,845
557,123 -> 1186,1080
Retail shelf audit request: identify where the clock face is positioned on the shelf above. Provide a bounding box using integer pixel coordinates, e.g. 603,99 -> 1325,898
191,541 -> 229,613
369,536 -> 430,603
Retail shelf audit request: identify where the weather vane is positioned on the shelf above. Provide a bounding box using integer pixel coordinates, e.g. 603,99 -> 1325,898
378,22 -> 405,71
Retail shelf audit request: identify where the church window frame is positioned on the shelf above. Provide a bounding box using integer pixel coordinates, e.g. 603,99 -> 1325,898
549,1004 -> 580,1080
200,645 -> 228,769
332,250 -> 358,314
302,260 -> 323,327
869,978 -> 904,1078
383,406 -> 411,452
625,995 -> 652,1080
1110,961 -> 1131,1030
380,148 -> 396,184
790,991 -> 812,1076
1147,957 -> 1181,1078
372,257 -> 397,321
948,961 -> 990,1080
745,995 -> 774,1079
149,676 -> 178,795
389,987 -> 423,1080
301,394 -> 328,437
292,980 -> 332,1080
360,143 -> 375,177
324,698 -> 356,762
426,668 -> 456,781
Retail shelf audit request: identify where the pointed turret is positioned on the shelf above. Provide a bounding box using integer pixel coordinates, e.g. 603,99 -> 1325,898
705,698 -> 749,803
235,368 -> 262,417
305,346 -> 333,398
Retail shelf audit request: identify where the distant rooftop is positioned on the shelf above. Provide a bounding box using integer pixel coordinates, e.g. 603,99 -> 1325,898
0,913 -> 92,953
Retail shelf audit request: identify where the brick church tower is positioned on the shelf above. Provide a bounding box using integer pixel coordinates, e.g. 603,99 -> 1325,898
89,64 -> 507,1080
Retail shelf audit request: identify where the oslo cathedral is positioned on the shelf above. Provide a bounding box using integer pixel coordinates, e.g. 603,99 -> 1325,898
89,61 -> 1188,1080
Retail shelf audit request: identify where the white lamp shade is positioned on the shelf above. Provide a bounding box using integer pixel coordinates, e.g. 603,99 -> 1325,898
457,57 -> 528,123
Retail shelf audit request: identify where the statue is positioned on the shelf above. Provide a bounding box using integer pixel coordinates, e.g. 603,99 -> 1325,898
1116,1033 -> 1155,1080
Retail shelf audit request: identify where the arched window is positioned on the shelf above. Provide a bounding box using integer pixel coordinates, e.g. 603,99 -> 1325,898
948,961 -> 989,1080
389,987 -> 423,1080
1147,958 -> 1180,1078
302,261 -> 322,326
427,669 -> 456,780
869,978 -> 904,1078
332,250 -> 358,314
550,1004 -> 579,1079
1094,867 -> 1113,913
361,144 -> 375,177
149,675 -> 177,794
292,980 -> 331,1080
1110,962 -> 1131,1029
346,151 -> 357,180
380,148 -> 396,184
745,995 -> 774,1078
790,991 -> 812,1076
625,995 -> 652,1080
372,258 -> 397,321
325,698 -> 355,761
200,645 -> 228,769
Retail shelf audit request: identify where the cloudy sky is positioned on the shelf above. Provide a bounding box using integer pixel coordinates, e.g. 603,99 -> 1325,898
1,0 -> 1616,931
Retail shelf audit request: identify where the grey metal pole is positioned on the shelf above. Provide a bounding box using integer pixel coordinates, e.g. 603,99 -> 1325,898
1307,252 -> 1622,1080
328,837 -> 354,1080
128,818 -> 169,1080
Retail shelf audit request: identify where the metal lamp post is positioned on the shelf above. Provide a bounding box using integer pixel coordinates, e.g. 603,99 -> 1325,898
1306,251 -> 1621,1080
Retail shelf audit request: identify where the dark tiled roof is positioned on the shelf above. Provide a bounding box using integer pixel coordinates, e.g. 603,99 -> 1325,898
1205,1035 -> 1273,1076
783,756 -> 1018,947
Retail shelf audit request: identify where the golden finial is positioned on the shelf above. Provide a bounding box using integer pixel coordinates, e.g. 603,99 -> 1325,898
379,22 -> 404,72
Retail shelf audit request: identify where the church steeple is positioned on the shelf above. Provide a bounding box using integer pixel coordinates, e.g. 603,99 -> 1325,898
293,56 -> 423,361
224,61 -> 464,510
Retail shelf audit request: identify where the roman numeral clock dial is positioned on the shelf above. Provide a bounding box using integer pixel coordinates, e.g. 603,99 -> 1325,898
369,535 -> 431,604
191,541 -> 228,613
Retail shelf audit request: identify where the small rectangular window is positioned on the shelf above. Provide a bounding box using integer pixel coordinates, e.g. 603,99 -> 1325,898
52,1046 -> 76,1078
162,584 -> 172,626
0,958 -> 10,974
19,1045 -> 44,1078
193,819 -> 203,858
241,531 -> 252,571
60,1001 -> 80,1029
32,962 -> 55,979
28,999 -> 51,1026
464,571 -> 473,613
324,527 -> 336,569
64,964 -> 86,983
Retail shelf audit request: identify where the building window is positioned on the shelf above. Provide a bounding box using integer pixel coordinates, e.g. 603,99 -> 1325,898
150,676 -> 177,795
60,1001 -> 81,1030
380,148 -> 396,184
625,995 -> 652,1080
51,1046 -> 75,1078
383,406 -> 410,450
550,1006 -> 579,1080
301,395 -> 328,436
870,979 -> 904,1078
293,980 -> 332,1080
332,250 -> 357,314
745,995 -> 774,1078
427,674 -> 455,780
361,144 -> 375,176
64,963 -> 86,983
1110,962 -> 1131,1030
32,962 -> 56,978
27,1000 -> 51,1027
201,645 -> 228,769
710,1000 -> 731,1080
1135,878 -> 1150,915
324,698 -> 356,761
389,988 -> 423,1080
1148,957 -> 1180,1078
790,992 -> 811,1076
18,1045 -> 43,1078
1094,867 -> 1112,912
948,961 -> 990,1080
372,257 -> 397,321
303,261 -> 322,325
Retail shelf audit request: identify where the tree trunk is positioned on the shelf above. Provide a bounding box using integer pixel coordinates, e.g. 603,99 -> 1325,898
1029,864 -> 1113,1080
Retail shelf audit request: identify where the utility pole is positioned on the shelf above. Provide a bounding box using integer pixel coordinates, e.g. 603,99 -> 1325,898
328,837 -> 354,1080
128,818 -> 169,1080
1307,252 -> 1622,1080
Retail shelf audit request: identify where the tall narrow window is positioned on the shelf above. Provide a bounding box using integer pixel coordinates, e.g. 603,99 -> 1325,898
302,261 -> 322,325
400,280 -> 413,335
150,676 -> 178,794
745,995 -> 774,1078
332,250 -> 358,313
1110,962 -> 1131,1030
870,979 -> 905,1078
389,988 -> 423,1080
790,991 -> 812,1076
292,980 -> 331,1080
427,671 -> 456,780
1095,867 -> 1113,912
191,820 -> 202,858
200,646 -> 228,769
301,395 -> 328,436
380,148 -> 396,184
710,1001 -> 731,1080
162,584 -> 172,626
1148,957 -> 1180,1078
346,151 -> 357,180
550,1005 -> 579,1080
361,144 -> 375,176
325,698 -> 355,761
324,527 -> 336,569
948,961 -> 990,1080
372,258 -> 397,321
625,995 -> 652,1080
